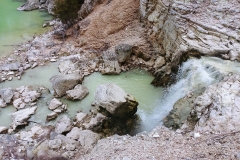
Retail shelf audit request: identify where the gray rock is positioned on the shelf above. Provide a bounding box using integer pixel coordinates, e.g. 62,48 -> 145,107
0,98 -> 6,108
78,130 -> 100,152
48,139 -> 62,149
75,112 -> 88,126
115,44 -> 133,63
190,74 -> 240,133
11,106 -> 38,130
48,98 -> 63,110
101,61 -> 121,75
153,56 -> 165,69
50,73 -> 82,97
94,84 -> 138,119
66,127 -> 82,140
0,63 -> 21,71
46,112 -> 59,121
55,115 -> 72,134
0,88 -> 14,104
66,84 -> 89,100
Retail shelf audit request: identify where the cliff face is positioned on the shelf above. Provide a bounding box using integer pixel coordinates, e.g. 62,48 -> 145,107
140,0 -> 240,85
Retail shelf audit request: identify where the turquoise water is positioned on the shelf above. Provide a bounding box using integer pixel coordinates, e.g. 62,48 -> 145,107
0,0 -> 52,57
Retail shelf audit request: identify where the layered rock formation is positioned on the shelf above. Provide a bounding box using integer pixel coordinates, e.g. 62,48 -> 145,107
140,0 -> 240,86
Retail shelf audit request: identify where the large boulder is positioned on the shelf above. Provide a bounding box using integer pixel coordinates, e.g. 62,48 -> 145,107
66,84 -> 89,100
50,73 -> 82,97
11,106 -> 38,130
94,84 -> 138,119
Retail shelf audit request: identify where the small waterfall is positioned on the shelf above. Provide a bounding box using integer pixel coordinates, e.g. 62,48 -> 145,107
137,57 -> 240,132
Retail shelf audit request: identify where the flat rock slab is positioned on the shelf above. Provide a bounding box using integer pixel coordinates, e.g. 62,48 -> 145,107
11,106 -> 37,130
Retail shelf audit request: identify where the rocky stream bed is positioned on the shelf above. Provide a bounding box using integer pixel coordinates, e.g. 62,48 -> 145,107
0,0 -> 240,159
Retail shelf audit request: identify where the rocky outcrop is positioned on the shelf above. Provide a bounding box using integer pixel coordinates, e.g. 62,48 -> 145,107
164,88 -> 205,130
66,84 -> 89,100
94,83 -> 138,119
50,73 -> 82,97
11,106 -> 38,130
189,74 -> 240,134
140,0 -> 240,86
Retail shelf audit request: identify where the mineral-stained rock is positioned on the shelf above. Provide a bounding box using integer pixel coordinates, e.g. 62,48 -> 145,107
11,106 -> 38,130
55,115 -> 72,134
50,73 -> 82,97
66,84 -> 89,100
94,84 -> 138,119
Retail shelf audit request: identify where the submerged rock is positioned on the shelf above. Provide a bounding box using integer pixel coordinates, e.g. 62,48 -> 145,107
94,84 -> 138,119
50,73 -> 82,97
66,84 -> 89,100
11,106 -> 38,130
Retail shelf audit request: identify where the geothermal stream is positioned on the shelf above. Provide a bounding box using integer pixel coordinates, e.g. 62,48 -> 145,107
0,56 -> 240,133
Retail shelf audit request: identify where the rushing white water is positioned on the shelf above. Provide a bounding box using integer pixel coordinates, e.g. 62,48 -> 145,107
137,57 -> 240,132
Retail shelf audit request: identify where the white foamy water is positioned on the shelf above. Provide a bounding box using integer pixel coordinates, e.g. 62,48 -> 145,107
137,57 -> 240,132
